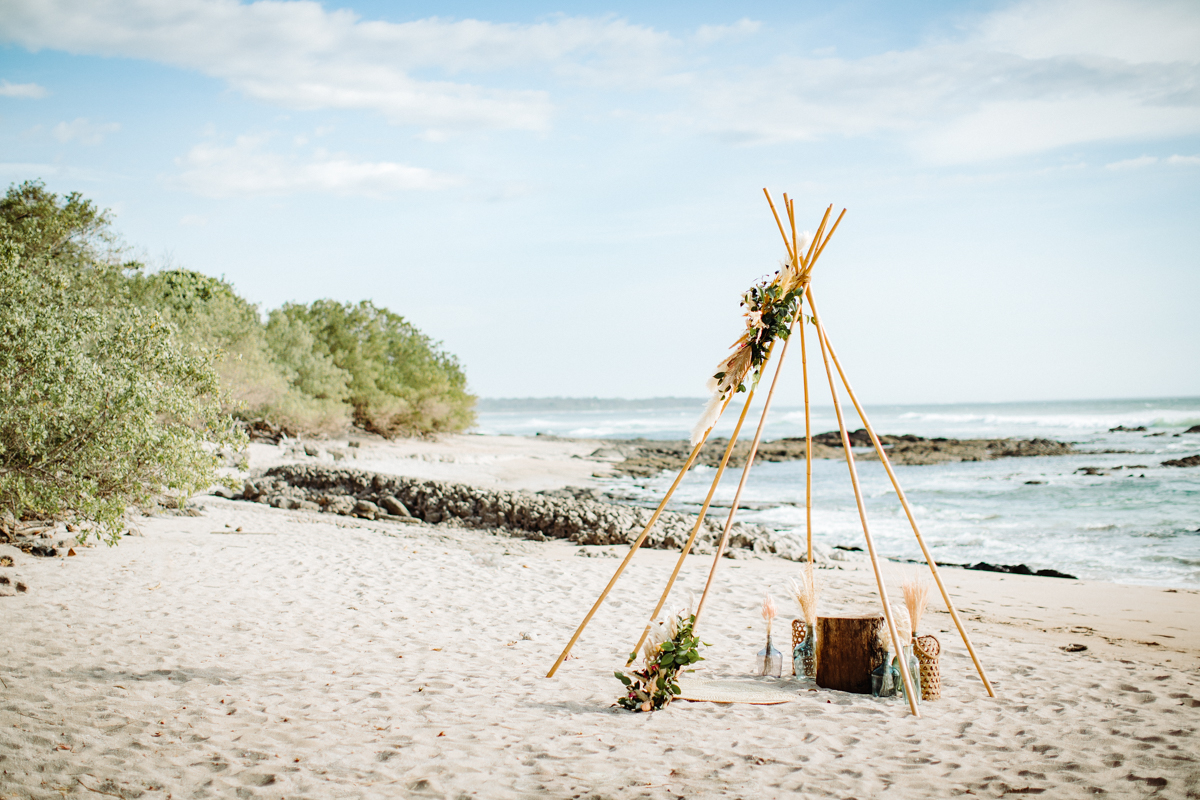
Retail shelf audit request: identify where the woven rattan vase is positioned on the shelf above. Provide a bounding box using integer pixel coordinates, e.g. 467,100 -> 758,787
914,634 -> 941,701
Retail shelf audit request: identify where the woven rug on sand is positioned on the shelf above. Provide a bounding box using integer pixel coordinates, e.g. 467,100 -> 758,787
677,679 -> 800,705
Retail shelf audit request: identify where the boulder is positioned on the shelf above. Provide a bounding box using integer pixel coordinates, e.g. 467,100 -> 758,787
379,496 -> 411,517
353,499 -> 382,519
1163,454 -> 1200,468
326,496 -> 356,515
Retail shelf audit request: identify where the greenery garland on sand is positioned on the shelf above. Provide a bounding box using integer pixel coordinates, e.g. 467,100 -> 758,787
615,610 -> 707,712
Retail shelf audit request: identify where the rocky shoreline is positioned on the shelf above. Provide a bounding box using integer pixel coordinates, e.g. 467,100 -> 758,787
222,465 -> 820,560
588,429 -> 1076,477
216,465 -> 1087,579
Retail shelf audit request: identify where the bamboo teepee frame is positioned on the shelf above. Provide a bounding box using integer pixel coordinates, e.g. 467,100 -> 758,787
546,191 -> 994,717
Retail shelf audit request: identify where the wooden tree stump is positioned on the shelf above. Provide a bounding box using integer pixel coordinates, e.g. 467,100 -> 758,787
815,614 -> 887,694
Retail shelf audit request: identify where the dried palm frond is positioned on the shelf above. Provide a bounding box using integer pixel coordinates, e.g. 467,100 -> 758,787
789,563 -> 820,626
902,575 -> 931,637
691,346 -> 754,445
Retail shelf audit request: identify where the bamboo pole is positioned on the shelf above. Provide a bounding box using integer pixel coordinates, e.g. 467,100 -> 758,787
807,208 -> 846,275
805,289 -> 996,697
546,415 -> 724,678
691,201 -> 844,624
804,206 -> 832,272
763,189 -> 796,264
627,388 -> 760,663
812,313 -> 920,717
787,196 -> 797,265
800,301 -> 813,564
790,203 -> 822,565
694,299 -> 804,626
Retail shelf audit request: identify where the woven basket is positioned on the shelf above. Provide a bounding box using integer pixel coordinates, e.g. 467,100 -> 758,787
914,634 -> 941,701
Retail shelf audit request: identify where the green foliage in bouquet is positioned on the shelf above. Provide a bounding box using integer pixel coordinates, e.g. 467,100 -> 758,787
737,277 -> 804,374
615,613 -> 706,712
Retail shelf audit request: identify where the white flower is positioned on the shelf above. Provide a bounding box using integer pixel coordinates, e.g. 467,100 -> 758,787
642,618 -> 670,662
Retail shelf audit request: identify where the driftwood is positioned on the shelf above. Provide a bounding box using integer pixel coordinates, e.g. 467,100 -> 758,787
815,614 -> 887,694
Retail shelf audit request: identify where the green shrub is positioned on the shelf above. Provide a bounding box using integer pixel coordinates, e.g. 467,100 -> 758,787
0,228 -> 244,543
270,300 -> 475,436
0,178 -> 476,547
129,269 -> 353,435
0,179 -> 126,289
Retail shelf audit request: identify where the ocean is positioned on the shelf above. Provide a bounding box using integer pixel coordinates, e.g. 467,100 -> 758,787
475,397 -> 1200,588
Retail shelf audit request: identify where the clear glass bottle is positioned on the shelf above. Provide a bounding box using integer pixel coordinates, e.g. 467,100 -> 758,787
756,635 -> 782,677
793,626 -> 816,678
898,646 -> 921,704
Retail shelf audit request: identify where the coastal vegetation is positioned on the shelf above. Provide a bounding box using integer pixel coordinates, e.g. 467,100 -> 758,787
0,180 -> 474,540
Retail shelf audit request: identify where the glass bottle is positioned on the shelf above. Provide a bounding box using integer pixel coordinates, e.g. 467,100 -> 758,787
793,625 -> 816,678
871,653 -> 899,697
756,634 -> 782,677
872,649 -> 922,702
898,646 -> 922,704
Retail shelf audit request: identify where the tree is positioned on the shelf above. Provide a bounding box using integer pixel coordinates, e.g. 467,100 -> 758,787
270,300 -> 475,436
0,183 -> 244,543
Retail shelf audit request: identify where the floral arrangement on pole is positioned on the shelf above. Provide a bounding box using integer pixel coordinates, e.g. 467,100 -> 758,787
615,608 -> 706,712
690,233 -> 813,446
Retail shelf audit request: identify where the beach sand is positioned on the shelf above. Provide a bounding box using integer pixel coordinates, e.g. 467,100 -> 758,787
2,435 -> 1198,799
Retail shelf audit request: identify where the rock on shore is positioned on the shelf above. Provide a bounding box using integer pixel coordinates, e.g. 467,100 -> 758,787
230,465 -> 831,562
602,430 -> 1074,476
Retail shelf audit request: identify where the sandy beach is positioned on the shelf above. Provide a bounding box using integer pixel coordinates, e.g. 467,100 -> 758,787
2,434 -> 1198,799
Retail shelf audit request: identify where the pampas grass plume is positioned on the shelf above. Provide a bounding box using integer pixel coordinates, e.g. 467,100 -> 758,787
902,575 -> 931,637
761,591 -> 778,636
891,603 -> 913,646
690,393 -> 724,446
789,563 -> 820,626
761,592 -> 778,622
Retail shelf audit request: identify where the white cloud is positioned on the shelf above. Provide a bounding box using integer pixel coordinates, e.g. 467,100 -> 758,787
0,161 -> 106,180
695,19 -> 760,45
173,134 -> 459,197
1104,153 -> 1200,169
0,0 -> 676,131
1105,155 -> 1158,170
922,97 -> 1200,163
979,0 -> 1200,64
52,117 -> 120,145
687,0 -> 1200,162
1,0 -> 1197,163
0,78 -> 46,97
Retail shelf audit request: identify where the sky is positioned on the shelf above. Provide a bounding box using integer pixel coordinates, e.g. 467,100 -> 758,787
1,0 -> 1197,405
